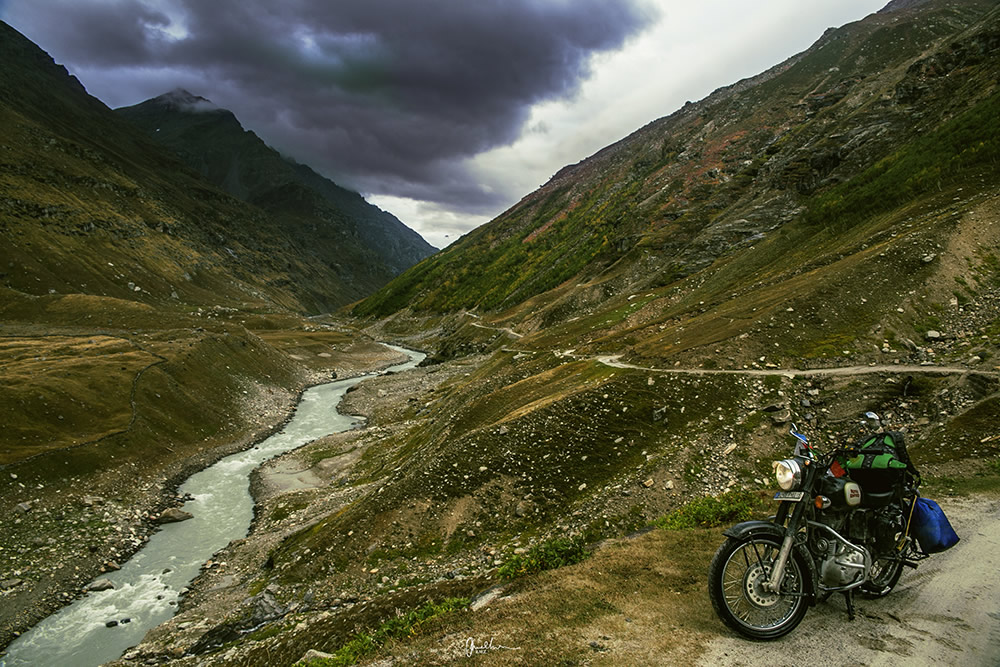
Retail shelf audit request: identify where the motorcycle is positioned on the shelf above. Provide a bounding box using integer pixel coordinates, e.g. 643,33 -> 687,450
708,412 -> 930,640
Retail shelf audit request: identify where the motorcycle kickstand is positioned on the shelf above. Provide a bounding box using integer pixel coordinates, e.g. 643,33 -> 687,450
843,589 -> 856,621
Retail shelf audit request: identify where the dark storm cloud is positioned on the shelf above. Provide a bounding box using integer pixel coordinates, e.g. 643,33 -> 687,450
4,0 -> 656,211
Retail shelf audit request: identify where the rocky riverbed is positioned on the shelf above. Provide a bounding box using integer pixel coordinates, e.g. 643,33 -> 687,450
0,340 -> 408,657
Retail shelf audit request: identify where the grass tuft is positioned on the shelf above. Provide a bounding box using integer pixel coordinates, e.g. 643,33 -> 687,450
498,536 -> 588,581
654,489 -> 759,530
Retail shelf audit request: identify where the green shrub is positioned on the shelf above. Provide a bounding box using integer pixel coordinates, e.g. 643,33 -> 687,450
655,489 -> 757,530
497,536 -> 588,580
298,597 -> 469,666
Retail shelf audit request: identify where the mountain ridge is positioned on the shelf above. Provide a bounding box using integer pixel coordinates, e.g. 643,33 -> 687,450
116,90 -> 435,281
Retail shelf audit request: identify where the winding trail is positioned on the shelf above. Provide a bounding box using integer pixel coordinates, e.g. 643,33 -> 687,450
593,354 -> 999,379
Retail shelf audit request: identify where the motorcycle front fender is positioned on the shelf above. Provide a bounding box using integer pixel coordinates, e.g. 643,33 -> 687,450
723,519 -> 785,541
722,520 -> 819,605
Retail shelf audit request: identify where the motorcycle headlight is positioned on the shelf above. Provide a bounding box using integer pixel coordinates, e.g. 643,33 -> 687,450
773,458 -> 803,490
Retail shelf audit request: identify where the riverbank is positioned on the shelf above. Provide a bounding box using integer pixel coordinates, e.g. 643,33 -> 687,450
0,335 -> 408,655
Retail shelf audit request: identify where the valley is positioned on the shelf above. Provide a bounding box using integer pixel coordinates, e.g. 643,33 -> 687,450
2,0 -> 1000,664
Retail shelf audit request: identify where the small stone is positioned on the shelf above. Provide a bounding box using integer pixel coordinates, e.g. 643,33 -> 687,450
924,330 -> 942,340
665,480 -> 674,490
643,478 -> 654,488
105,620 -> 118,628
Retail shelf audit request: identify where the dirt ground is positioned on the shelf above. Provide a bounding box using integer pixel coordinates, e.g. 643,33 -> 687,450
697,494 -> 1000,667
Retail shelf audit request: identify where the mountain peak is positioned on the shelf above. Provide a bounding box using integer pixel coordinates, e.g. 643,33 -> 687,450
150,88 -> 220,113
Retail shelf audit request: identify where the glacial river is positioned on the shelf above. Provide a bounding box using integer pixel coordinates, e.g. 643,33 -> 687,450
0,345 -> 424,667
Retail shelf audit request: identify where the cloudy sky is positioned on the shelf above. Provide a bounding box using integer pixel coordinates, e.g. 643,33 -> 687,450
2,0 -> 888,248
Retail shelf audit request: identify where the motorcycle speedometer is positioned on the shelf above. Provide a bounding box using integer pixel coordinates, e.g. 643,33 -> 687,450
773,458 -> 803,490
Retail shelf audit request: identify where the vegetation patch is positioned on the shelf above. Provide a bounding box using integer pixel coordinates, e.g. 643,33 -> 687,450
296,597 -> 469,667
654,489 -> 761,530
498,536 -> 588,581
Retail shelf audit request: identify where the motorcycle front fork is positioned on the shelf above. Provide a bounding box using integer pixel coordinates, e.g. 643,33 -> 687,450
765,499 -> 806,594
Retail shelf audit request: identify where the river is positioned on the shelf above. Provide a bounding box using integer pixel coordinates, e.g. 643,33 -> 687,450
0,345 -> 424,667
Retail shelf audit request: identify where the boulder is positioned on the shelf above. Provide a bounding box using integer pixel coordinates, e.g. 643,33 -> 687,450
89,579 -> 115,592
158,508 -> 194,524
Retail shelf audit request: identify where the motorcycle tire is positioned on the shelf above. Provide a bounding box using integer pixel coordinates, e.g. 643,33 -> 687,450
708,534 -> 809,640
860,556 -> 903,598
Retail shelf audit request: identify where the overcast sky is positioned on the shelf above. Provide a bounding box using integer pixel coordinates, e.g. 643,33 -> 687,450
2,0 -> 888,248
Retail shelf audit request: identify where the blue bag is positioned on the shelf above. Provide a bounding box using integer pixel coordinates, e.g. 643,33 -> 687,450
911,497 -> 959,553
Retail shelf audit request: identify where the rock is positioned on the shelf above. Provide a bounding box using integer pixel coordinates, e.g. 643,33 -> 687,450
665,480 -> 675,490
1,579 -> 23,589
921,253 -> 936,263
105,620 -> 118,628
770,409 -> 792,425
514,501 -> 531,517
81,495 -> 105,507
470,586 -> 503,611
924,330 -> 942,340
643,478 -> 655,488
15,502 -> 32,514
158,508 -> 194,524
301,650 -> 335,662
89,579 -> 116,592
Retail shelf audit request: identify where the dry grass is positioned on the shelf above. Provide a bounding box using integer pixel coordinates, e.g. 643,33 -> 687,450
360,527 -> 724,665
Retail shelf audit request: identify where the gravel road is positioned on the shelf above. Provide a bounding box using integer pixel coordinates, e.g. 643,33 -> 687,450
697,495 -> 1000,666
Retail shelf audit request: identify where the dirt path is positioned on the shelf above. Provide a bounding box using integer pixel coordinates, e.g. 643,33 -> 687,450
595,354 -> 999,379
697,495 -> 1000,666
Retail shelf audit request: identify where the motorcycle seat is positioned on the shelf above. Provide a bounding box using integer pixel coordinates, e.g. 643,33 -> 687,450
861,489 -> 895,508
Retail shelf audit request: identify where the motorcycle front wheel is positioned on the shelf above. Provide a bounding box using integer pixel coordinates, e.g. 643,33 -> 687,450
708,534 -> 809,640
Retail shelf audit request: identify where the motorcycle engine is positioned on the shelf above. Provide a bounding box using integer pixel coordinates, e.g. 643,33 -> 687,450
820,544 -> 865,587
873,507 -> 906,553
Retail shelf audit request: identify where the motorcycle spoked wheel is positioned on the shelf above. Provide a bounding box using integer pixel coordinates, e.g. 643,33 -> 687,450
708,535 -> 809,640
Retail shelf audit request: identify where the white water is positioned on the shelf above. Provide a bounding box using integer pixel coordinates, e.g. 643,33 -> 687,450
1,345 -> 424,667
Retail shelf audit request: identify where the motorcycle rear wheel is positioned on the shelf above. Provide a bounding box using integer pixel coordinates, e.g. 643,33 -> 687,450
708,535 -> 809,640
860,556 -> 903,598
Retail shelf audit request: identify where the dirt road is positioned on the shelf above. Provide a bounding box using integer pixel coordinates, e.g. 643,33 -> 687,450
697,495 -> 1000,666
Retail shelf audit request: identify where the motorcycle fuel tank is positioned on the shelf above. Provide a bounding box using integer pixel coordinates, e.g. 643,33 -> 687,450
820,475 -> 862,507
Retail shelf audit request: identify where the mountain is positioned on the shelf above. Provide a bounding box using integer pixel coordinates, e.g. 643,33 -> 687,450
357,0 -> 1000,358
116,90 -> 435,284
